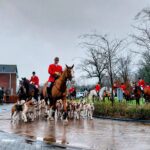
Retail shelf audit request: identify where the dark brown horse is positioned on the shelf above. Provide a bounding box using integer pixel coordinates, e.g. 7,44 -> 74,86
133,84 -> 142,105
43,65 -> 74,124
18,78 -> 38,101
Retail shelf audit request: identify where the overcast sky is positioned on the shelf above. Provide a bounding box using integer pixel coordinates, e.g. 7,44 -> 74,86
0,0 -> 150,84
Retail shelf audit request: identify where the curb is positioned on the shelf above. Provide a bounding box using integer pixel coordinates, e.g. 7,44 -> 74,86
94,115 -> 150,124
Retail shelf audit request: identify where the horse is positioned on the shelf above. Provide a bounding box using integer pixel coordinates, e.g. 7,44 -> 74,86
123,90 -> 132,102
133,85 -> 142,105
99,87 -> 106,100
144,87 -> 150,103
117,81 -> 134,103
69,90 -> 76,100
99,87 -> 111,101
13,78 -> 40,123
43,65 -> 74,124
18,78 -> 37,101
88,89 -> 98,102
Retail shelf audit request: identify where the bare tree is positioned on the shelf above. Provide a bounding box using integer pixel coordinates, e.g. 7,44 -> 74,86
132,7 -> 150,82
96,35 -> 124,105
138,50 -> 150,83
79,34 -> 124,104
117,55 -> 132,83
79,47 -> 106,85
132,7 -> 150,51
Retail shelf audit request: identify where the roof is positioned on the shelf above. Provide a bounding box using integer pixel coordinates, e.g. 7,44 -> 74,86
0,65 -> 18,74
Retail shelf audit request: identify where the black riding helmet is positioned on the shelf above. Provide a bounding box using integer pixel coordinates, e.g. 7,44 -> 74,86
54,57 -> 59,61
32,71 -> 36,75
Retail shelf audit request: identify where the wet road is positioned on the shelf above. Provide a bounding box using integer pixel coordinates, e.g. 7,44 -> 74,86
0,104 -> 150,150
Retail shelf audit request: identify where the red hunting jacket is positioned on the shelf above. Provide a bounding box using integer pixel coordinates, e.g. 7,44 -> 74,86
48,64 -> 63,82
95,84 -> 101,92
69,87 -> 75,93
138,80 -> 145,88
30,75 -> 39,87
120,84 -> 126,92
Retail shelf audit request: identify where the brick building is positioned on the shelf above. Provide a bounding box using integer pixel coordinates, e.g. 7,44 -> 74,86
0,65 -> 18,95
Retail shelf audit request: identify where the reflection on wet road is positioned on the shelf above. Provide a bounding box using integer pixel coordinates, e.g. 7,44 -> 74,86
0,104 -> 150,150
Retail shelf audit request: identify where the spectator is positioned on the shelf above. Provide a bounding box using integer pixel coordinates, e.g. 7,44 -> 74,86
0,87 -> 3,104
5,88 -> 10,103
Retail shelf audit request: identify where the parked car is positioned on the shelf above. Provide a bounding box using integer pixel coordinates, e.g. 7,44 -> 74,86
76,92 -> 84,99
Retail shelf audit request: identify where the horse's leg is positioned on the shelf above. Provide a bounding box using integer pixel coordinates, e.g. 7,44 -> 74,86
47,95 -> 54,121
51,100 -> 56,120
44,97 -> 49,114
52,102 -> 57,121
144,95 -> 148,104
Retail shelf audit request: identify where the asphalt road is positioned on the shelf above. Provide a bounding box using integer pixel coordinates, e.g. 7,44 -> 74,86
0,104 -> 150,150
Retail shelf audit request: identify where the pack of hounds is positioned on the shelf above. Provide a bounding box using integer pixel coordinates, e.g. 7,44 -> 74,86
11,98 -> 95,123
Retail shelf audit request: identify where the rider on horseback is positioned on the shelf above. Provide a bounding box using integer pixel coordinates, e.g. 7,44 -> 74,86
30,71 -> 39,100
30,72 -> 39,88
95,83 -> 101,97
47,57 -> 63,98
120,83 -> 126,94
138,78 -> 145,91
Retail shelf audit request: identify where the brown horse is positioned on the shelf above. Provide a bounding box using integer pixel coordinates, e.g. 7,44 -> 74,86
123,81 -> 133,102
133,85 -> 142,105
43,65 -> 74,124
144,87 -> 150,103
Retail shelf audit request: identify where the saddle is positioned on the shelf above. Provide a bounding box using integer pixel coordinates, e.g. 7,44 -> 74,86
47,77 -> 60,96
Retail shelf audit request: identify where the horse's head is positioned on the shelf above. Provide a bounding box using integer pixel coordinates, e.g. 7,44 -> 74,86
18,78 -> 28,99
64,65 -> 74,81
21,78 -> 30,89
21,77 -> 34,96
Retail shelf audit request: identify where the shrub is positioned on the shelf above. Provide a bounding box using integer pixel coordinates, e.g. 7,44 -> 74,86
94,101 -> 150,120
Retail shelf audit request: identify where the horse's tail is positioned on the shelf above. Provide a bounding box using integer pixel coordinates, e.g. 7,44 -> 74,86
42,81 -> 48,98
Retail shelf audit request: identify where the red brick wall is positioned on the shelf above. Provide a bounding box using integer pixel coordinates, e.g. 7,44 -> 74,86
0,73 -> 17,95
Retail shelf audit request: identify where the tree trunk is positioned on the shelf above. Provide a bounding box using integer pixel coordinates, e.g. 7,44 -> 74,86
98,76 -> 102,85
